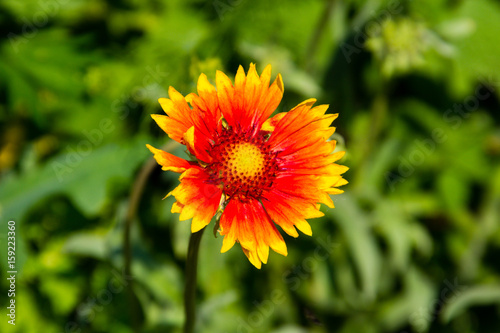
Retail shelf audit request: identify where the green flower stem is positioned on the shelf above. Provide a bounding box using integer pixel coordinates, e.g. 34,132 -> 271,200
354,85 -> 388,185
123,140 -> 179,332
183,227 -> 206,333
305,0 -> 336,73
123,156 -> 157,333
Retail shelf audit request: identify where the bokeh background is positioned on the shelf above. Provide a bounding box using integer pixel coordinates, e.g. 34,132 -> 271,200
1,0 -> 500,332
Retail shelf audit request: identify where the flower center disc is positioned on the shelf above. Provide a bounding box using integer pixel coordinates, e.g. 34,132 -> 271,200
225,142 -> 265,179
209,131 -> 278,200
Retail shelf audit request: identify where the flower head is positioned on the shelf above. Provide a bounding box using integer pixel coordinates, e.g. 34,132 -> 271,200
147,64 -> 348,268
365,18 -> 434,78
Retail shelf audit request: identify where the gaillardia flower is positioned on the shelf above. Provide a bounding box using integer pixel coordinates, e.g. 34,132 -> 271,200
147,64 -> 347,268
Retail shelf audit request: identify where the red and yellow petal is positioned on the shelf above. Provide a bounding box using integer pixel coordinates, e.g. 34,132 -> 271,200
219,198 -> 287,269
146,144 -> 191,173
191,73 -> 219,115
262,189 -> 326,237
185,73 -> 221,137
253,71 -> 283,128
156,87 -> 203,143
268,98 -> 348,206
168,167 -> 222,232
261,112 -> 286,132
180,125 -> 213,164
217,63 -> 284,132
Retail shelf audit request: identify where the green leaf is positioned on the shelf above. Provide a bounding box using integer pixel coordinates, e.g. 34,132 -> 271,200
375,200 -> 414,271
441,284 -> 500,322
0,137 -> 150,273
327,193 -> 382,301
0,137 -> 150,220
377,267 -> 435,332
63,232 -> 108,260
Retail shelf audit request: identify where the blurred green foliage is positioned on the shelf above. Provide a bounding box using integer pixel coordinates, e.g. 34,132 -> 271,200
1,0 -> 500,332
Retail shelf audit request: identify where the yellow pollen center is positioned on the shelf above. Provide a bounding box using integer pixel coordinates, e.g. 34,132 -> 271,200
226,142 -> 265,178
209,131 -> 279,199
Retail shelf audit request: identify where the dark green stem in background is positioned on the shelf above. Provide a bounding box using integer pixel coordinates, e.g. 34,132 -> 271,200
123,140 -> 179,332
305,0 -> 336,73
183,227 -> 206,333
123,156 -> 156,333
354,85 -> 388,184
